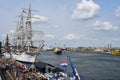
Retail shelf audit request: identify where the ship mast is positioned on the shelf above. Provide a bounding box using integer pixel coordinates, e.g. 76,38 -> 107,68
20,10 -> 25,46
26,4 -> 33,47
10,4 -> 44,53
15,10 -> 25,49
18,10 -> 25,47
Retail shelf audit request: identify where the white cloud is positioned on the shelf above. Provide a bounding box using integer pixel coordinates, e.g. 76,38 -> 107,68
63,34 -> 80,40
116,6 -> 120,17
45,34 -> 55,39
93,20 -> 119,31
2,34 -> 6,37
63,34 -> 100,42
78,34 -> 99,41
72,0 -> 100,20
32,15 -> 48,23
83,37 -> 99,41
107,38 -> 120,42
9,30 -> 16,34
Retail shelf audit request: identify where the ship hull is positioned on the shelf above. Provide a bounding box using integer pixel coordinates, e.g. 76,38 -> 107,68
111,50 -> 120,55
3,52 -> 36,62
54,50 -> 62,55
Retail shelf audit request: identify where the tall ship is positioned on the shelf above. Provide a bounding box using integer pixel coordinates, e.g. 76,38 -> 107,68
1,5 -> 81,80
3,4 -> 44,62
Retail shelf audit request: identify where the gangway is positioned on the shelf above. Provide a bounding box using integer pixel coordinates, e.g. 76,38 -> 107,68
6,70 -> 15,80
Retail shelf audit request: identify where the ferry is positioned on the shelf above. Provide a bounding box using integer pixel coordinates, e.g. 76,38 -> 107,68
54,45 -> 62,55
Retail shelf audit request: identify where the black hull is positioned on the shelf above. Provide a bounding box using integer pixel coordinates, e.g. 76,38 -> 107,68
54,50 -> 62,55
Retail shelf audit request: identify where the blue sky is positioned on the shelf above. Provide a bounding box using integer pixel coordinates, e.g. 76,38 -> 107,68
0,0 -> 120,48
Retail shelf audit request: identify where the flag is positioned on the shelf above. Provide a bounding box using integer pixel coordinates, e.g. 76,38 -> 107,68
60,61 -> 68,67
22,10 -> 27,13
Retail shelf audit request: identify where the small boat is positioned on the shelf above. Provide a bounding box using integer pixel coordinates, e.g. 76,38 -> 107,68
54,45 -> 62,55
111,49 -> 120,55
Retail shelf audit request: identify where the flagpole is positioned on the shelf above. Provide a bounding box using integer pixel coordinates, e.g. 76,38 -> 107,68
67,56 -> 81,80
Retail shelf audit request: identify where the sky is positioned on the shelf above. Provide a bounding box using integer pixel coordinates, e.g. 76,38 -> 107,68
0,0 -> 120,48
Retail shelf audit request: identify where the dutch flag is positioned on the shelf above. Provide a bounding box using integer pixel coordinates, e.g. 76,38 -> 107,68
60,61 -> 68,67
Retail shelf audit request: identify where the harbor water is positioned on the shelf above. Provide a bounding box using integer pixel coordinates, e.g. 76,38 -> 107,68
36,51 -> 120,80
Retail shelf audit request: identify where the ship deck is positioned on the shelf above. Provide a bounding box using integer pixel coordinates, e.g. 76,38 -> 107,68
0,54 -> 72,80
